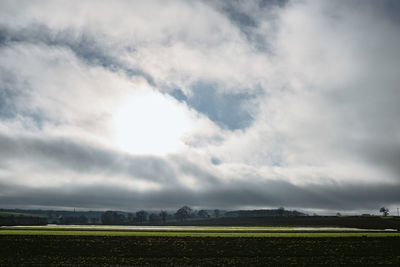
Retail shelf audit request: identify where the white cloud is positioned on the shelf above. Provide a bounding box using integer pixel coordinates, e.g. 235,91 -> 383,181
0,0 -> 399,211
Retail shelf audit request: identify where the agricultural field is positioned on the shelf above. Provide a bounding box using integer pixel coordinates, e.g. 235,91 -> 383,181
1,226 -> 400,265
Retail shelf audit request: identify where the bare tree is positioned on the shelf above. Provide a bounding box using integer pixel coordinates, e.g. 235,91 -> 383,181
175,206 -> 193,222
159,210 -> 168,225
277,207 -> 285,216
101,211 -> 125,225
214,209 -> 220,218
197,209 -> 209,218
149,213 -> 161,224
127,213 -> 135,225
136,210 -> 148,224
380,207 -> 389,216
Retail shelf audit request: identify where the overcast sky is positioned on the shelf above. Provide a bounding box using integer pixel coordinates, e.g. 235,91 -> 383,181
0,0 -> 399,214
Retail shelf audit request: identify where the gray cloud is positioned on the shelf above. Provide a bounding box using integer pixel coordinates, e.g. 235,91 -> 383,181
0,129 -> 398,211
208,0 -> 288,51
0,24 -> 154,84
0,131 -> 177,184
1,174 -> 399,211
0,0 -> 399,213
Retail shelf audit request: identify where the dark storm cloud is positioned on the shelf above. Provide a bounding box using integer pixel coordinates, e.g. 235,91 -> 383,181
0,132 -> 177,184
198,181 -> 400,211
0,130 -> 223,188
1,176 -> 398,211
359,143 -> 400,182
0,130 -> 399,211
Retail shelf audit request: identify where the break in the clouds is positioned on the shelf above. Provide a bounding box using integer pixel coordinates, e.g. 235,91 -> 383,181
0,0 -> 400,213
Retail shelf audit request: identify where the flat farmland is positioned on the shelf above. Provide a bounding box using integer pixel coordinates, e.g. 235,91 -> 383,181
1,226 -> 400,266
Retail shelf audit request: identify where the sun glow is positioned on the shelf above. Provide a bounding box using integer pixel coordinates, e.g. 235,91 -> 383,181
112,88 -> 191,155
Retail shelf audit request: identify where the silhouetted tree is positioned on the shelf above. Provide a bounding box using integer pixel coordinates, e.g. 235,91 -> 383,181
175,206 -> 193,222
159,210 -> 168,225
0,215 -> 47,226
149,213 -> 161,224
380,207 -> 389,216
127,213 -> 135,225
101,211 -> 125,225
136,210 -> 148,224
197,210 -> 209,218
101,211 -> 114,225
214,209 -> 220,218
47,210 -> 54,219
78,215 -> 88,224
277,207 -> 285,216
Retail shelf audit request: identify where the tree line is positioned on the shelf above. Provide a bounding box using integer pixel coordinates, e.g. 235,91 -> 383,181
100,206 -> 223,225
0,215 -> 47,226
2,206 -> 394,226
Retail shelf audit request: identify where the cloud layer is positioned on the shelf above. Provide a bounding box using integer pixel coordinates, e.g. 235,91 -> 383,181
1,0 -> 400,213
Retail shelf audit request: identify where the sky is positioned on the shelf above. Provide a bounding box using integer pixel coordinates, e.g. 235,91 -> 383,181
0,0 -> 400,214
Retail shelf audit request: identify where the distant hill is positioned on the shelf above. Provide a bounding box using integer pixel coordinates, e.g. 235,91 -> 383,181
225,209 -> 307,218
0,211 -> 45,217
0,208 -> 104,224
0,211 -> 47,226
